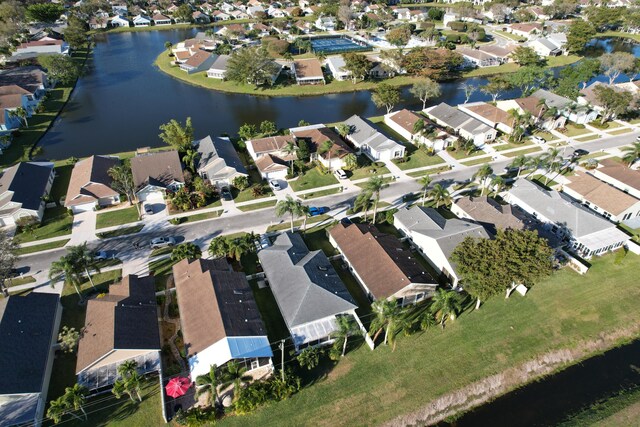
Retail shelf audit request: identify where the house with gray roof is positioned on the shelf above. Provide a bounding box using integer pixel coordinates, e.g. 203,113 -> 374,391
207,54 -> 230,79
326,56 -> 351,81
342,114 -> 405,162
258,232 -> 362,351
530,89 -> 598,124
504,178 -> 630,258
424,103 -> 496,146
0,293 -> 61,427
0,162 -> 54,227
394,206 -> 490,286
195,135 -> 247,187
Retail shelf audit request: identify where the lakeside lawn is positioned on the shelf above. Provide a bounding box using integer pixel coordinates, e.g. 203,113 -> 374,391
463,55 -> 582,78
95,206 -> 140,229
215,252 -> 640,427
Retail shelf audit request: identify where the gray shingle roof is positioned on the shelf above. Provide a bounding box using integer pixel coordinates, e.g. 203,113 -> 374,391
530,89 -> 572,110
0,162 -> 53,211
0,293 -> 59,395
195,135 -> 247,180
257,232 -> 356,329
342,114 -> 403,152
426,103 -> 492,135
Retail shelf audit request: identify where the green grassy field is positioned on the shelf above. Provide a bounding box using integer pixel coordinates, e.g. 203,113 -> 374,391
460,156 -> 494,167
15,239 -> 69,255
217,252 -> 640,427
299,187 -> 342,200
96,206 -> 140,229
96,224 -> 144,239
289,168 -> 338,192
502,146 -> 543,157
236,199 -> 277,212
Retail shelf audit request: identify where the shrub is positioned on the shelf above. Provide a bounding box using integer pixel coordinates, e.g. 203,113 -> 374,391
447,21 -> 466,31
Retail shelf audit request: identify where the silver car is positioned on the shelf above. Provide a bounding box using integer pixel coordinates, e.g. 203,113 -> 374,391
150,237 -> 176,249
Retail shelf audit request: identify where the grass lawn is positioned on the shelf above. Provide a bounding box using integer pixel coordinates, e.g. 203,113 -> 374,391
446,148 -> 484,161
248,279 -> 290,342
96,224 -> 144,239
12,206 -> 73,244
619,223 -> 640,244
589,120 -> 621,130
237,199 -> 277,212
155,51 -> 422,97
266,214 -> 332,233
6,275 -> 36,287
395,150 -> 446,171
348,158 -> 391,181
15,239 -> 69,255
576,134 -> 601,142
608,128 -> 632,136
406,165 -> 451,178
502,146 -> 542,158
460,156 -> 493,167
601,30 -> 640,43
532,130 -> 556,141
494,141 -> 534,152
463,53 -> 580,79
300,187 -> 342,200
492,30 -> 526,42
96,206 -> 140,229
562,124 -> 590,137
218,252 -> 640,427
233,169 -> 274,202
531,174 -> 559,189
289,168 -> 338,192
149,255 -> 179,278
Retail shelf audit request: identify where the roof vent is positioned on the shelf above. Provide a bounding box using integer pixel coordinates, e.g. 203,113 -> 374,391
318,266 -> 327,271
233,290 -> 243,295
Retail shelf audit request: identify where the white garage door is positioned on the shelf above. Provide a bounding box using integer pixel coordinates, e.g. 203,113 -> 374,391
138,190 -> 165,203
71,203 -> 96,214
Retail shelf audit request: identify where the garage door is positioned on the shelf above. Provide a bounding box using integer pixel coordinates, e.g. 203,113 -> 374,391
138,190 -> 165,203
71,203 -> 96,214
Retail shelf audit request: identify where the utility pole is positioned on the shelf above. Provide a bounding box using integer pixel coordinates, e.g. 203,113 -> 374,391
280,339 -> 285,382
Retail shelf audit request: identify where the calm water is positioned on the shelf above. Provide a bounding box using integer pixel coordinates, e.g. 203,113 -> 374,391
36,28 -> 520,160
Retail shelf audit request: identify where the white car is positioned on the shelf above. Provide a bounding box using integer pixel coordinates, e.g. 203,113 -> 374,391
530,136 -> 546,145
334,169 -> 347,180
269,179 -> 281,191
150,237 -> 176,249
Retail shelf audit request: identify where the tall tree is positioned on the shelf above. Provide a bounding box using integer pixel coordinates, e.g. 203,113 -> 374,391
49,255 -> 85,302
370,298 -> 404,350
509,154 -> 528,178
283,140 -> 298,175
508,66 -> 550,96
64,14 -> 89,49
226,47 -> 280,87
9,106 -> 28,127
275,196 -> 302,232
63,384 -> 88,420
37,54 -> 81,85
600,52 -> 637,85
26,3 -> 63,22
67,243 -> 101,289
386,25 -> 412,47
472,164 -> 493,196
480,75 -> 512,102
171,242 -> 202,261
158,117 -> 194,152
182,149 -> 198,173
461,83 -> 477,104
622,142 -> 640,166
364,176 -> 388,221
553,58 -> 600,99
342,52 -> 370,84
222,361 -> 252,399
566,20 -> 597,54
354,190 -> 374,222
593,85 -> 633,124
196,365 -> 222,407
371,83 -> 401,114
511,46 -> 544,67
410,78 -> 441,110
108,164 -> 136,205
332,315 -> 360,357
418,174 -> 432,207
427,183 -> 451,208
430,289 -> 463,328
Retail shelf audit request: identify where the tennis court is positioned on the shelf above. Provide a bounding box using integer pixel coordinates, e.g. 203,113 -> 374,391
310,37 -> 371,54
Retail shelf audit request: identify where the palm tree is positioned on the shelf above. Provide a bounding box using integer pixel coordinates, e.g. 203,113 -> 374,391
196,364 -> 222,407
47,397 -> 71,424
336,123 -> 351,138
182,149 -> 199,173
418,174 -> 432,206
64,384 -> 88,420
526,155 -> 548,178
490,175 -> 505,195
9,106 -> 28,127
165,41 -> 172,51
299,204 -> 311,232
622,142 -> 640,167
542,148 -> 562,184
283,140 -> 298,175
209,236 -> 230,259
49,255 -> 84,302
509,154 -> 528,178
226,236 -> 253,261
354,190 -> 374,222
67,243 -> 101,290
171,242 -> 202,261
222,361 -> 252,399
427,183 -> 451,208
275,195 -> 302,233
125,371 -> 143,402
118,360 -> 138,379
472,164 -> 493,196
430,288 -> 463,329
333,315 -> 360,357
318,140 -> 334,170
370,298 -> 404,349
364,176 -> 388,221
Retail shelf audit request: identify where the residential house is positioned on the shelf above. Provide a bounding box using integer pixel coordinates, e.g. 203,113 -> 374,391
206,54 -> 231,79
64,155 -> 121,213
384,109 -> 428,145
246,135 -> 295,180
0,90 -> 31,135
477,44 -> 516,64
452,196 -> 528,236
0,66 -> 49,99
75,275 -> 160,391
329,222 -> 437,305
229,10 -> 250,19
0,293 -> 61,427
578,81 -> 628,116
457,47 -> 501,68
258,232 -> 362,351
130,150 -> 184,203
342,114 -> 405,161
394,206 -> 490,286
326,56 -> 351,81
315,15 -> 337,31
192,11 -> 211,24
504,178 -> 630,257
194,135 -> 248,187
424,103 -> 497,146
530,88 -> 598,124
247,5 -> 266,17
89,16 -> 108,29
526,37 -> 563,57
201,2 -> 216,13
290,124 -> 354,171
11,39 -> 69,61
179,51 -> 215,74
152,13 -> 172,25
0,162 -> 54,227
110,15 -> 130,27
220,2 -> 235,13
268,6 -> 287,18
562,171 -> 640,223
457,102 -> 515,134
507,22 -> 543,39
496,96 -> 566,131
293,59 -> 325,85
132,14 -> 152,26
393,7 -> 411,20
173,258 -> 273,379
212,10 -> 231,21
591,158 -> 640,200
112,4 -> 128,15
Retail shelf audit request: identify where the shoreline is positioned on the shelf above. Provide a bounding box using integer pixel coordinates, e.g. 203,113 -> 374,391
154,49 -> 582,98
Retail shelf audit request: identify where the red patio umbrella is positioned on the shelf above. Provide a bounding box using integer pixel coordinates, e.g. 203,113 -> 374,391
165,377 -> 191,398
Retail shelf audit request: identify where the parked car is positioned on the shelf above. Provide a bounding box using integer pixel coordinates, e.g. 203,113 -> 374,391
572,149 -> 589,159
309,206 -> 329,217
220,187 -> 233,201
636,135 -> 640,142
269,179 -> 281,191
340,216 -> 352,225
144,204 -> 153,215
530,136 -> 546,145
94,251 -> 108,261
150,237 -> 176,249
334,169 -> 347,180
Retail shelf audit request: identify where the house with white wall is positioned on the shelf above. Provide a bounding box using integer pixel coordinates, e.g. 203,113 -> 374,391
424,103 -> 497,146
342,114 -> 405,161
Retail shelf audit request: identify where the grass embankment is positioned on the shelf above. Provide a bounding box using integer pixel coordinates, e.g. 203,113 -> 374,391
463,55 -> 583,78
0,48 -> 92,168
217,253 -> 640,427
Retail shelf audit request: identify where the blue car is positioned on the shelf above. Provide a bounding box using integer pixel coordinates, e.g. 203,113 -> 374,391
309,206 -> 329,217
